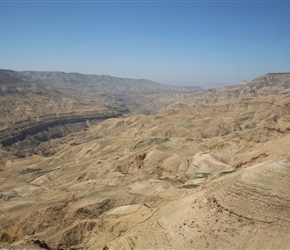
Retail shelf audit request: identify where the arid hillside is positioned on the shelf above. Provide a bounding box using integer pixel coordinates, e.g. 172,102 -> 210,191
145,72 -> 290,111
0,72 -> 290,249
0,70 -> 202,158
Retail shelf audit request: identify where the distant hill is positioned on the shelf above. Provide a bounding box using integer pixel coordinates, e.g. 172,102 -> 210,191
0,69 -> 204,95
143,72 -> 290,111
0,69 -> 24,84
242,72 -> 290,95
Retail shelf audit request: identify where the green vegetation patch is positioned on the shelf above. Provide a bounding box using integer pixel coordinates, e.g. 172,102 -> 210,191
219,170 -> 236,176
239,117 -> 251,121
182,184 -> 200,189
149,137 -> 170,144
19,168 -> 42,175
8,203 -> 32,212
176,178 -> 185,184
134,137 -> 170,149
86,186 -> 117,199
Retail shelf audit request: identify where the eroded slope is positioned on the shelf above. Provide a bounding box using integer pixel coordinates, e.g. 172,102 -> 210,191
0,69 -> 204,159
1,92 -> 290,249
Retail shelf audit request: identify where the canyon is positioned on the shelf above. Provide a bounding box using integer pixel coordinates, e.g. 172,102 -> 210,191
0,70 -> 290,249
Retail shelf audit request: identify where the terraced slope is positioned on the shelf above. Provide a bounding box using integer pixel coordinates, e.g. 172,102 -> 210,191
106,158 -> 290,250
0,69 -> 204,159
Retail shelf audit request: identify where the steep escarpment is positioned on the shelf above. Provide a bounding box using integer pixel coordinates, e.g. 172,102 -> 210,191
0,69 -> 203,159
0,111 -> 120,146
0,111 -> 121,158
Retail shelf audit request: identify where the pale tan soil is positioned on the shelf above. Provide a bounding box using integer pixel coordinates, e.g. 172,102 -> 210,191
0,91 -> 290,249
1,73 -> 290,249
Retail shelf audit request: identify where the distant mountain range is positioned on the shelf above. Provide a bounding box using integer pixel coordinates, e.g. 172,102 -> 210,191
0,69 -> 204,95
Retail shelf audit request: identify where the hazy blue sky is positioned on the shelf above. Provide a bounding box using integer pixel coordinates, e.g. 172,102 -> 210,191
1,1 -> 289,87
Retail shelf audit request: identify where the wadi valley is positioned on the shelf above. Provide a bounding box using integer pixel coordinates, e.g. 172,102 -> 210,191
0,70 -> 290,250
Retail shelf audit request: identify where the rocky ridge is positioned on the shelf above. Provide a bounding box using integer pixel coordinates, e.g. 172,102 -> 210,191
144,72 -> 290,111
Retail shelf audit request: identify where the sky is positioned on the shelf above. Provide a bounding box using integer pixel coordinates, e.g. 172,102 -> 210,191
0,0 -> 290,88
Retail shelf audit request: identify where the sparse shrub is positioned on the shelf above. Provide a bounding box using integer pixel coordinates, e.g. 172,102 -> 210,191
219,170 -> 236,176
19,168 -> 41,174
182,184 -> 200,188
